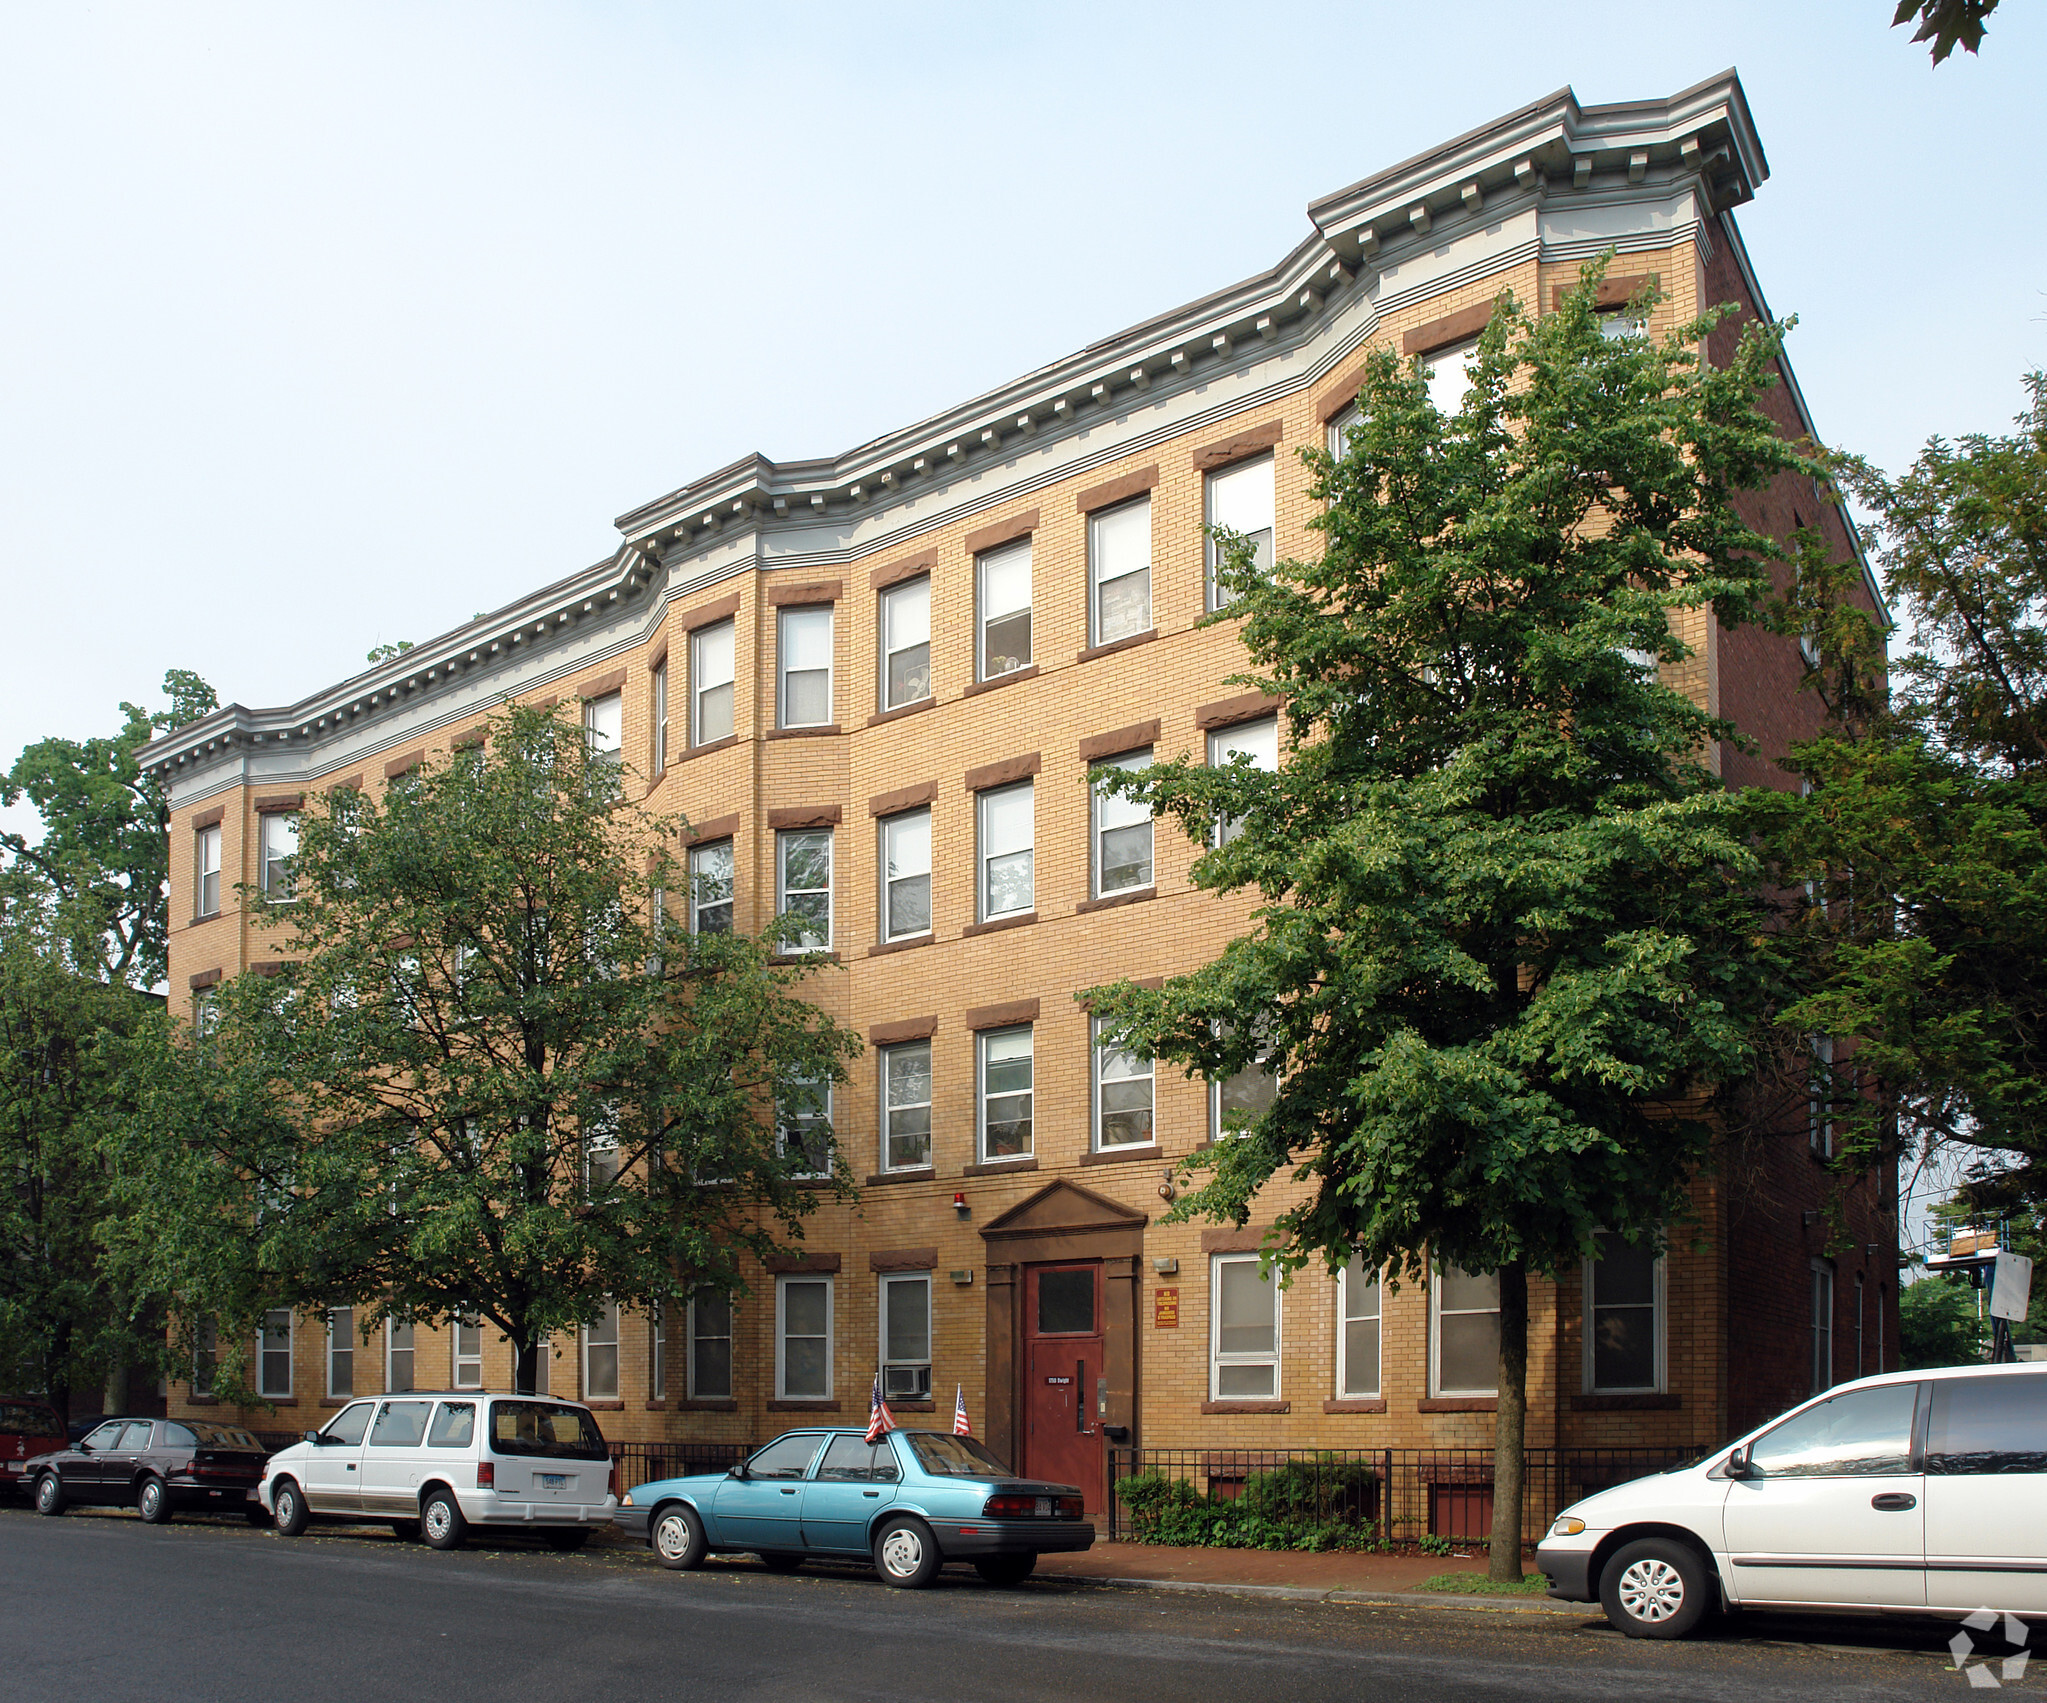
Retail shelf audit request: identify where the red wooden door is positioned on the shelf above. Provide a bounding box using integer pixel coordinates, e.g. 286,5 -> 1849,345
1023,1263 -> 1104,1511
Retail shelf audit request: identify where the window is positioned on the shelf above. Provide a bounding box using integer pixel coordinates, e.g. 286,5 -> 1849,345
452,1314 -> 483,1389
817,1433 -> 898,1482
1431,1264 -> 1500,1397
1210,1021 -> 1277,1140
583,1301 -> 620,1401
1423,337 -> 1479,415
1585,1233 -> 1662,1393
1746,1382 -> 1917,1478
881,576 -> 931,710
1208,716 -> 1279,845
428,1402 -> 476,1447
978,1026 -> 1033,1162
326,1309 -> 354,1399
691,619 -> 735,746
1092,751 -> 1153,895
778,606 -> 833,727
386,1317 -> 415,1393
977,538 -> 1032,680
652,658 -> 669,771
1206,453 -> 1275,610
776,829 -> 831,950
689,840 -> 734,935
1093,1018 -> 1153,1150
1599,308 -> 1648,341
321,1402 -> 373,1447
881,1274 -> 932,1400
881,1041 -> 932,1172
1808,1034 -> 1835,1157
1810,1260 -> 1835,1395
259,812 -> 297,901
1089,496 -> 1151,644
776,1275 -> 832,1400
977,781 -> 1034,920
192,1317 -> 217,1397
1327,400 -> 1362,461
649,1303 -> 666,1400
585,1112 -> 620,1192
534,1336 -> 550,1396
744,1432 -> 825,1480
583,691 -> 622,767
195,822 -> 221,917
881,808 -> 931,940
779,1076 -> 832,1178
689,1292 -> 732,1399
258,1310 -> 292,1399
369,1400 -> 432,1447
1926,1372 -> 2047,1474
193,987 -> 219,1040
1337,1259 -> 1381,1398
1211,1254 -> 1280,1399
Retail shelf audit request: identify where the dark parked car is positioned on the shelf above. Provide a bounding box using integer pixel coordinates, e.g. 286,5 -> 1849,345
26,1417 -> 270,1524
1,1400 -> 66,1500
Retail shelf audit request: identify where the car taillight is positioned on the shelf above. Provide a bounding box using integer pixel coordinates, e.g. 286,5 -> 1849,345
982,1494 -> 1036,1518
476,1461 -> 494,1489
1057,1496 -> 1083,1519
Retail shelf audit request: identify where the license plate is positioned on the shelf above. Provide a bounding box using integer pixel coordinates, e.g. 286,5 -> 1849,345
1035,1497 -> 1052,1517
539,1473 -> 570,1490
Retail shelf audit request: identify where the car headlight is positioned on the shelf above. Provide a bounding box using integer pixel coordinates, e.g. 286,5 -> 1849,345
1549,1516 -> 1586,1537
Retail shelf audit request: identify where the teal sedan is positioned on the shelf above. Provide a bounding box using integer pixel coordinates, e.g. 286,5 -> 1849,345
614,1428 -> 1094,1587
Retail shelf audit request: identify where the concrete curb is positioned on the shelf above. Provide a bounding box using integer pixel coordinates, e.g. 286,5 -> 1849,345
1041,1571 -> 1586,1614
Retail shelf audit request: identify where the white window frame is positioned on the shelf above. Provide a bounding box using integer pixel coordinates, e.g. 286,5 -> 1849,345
195,822 -> 222,917
778,605 -> 834,728
976,537 -> 1033,681
258,811 -> 297,901
778,1077 -> 833,1179
385,1316 -> 415,1393
452,1313 -> 484,1390
880,575 -> 932,711
880,808 -> 932,942
689,839 -> 734,935
652,657 -> 669,771
584,1111 -> 620,1193
1205,451 -> 1276,611
691,618 -> 736,747
192,1317 -> 217,1398
776,828 -> 832,951
1811,1259 -> 1835,1396
1209,1253 -> 1281,1401
1207,716 -> 1279,847
976,1024 -> 1034,1164
775,1274 -> 833,1402
976,779 -> 1034,921
1091,749 -> 1154,897
1208,1021 -> 1277,1142
1422,336 -> 1480,416
1326,400 -> 1362,462
688,1292 -> 733,1400
1092,1016 -> 1154,1152
1336,1259 -> 1381,1399
1581,1234 -> 1666,1395
1429,1264 -> 1500,1398
257,1309 -> 293,1399
1088,494 -> 1152,645
582,1300 -> 620,1401
583,690 -> 623,766
649,1301 -> 667,1400
880,1039 -> 933,1173
325,1308 -> 354,1399
880,1273 -> 933,1402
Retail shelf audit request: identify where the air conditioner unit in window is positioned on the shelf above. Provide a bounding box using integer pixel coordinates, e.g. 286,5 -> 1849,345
884,1365 -> 931,1400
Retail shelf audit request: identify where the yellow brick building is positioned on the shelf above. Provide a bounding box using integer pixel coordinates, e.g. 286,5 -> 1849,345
144,73 -> 1897,1523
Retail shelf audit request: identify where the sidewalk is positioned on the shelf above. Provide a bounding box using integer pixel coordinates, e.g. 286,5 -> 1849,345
1034,1541 -> 1579,1611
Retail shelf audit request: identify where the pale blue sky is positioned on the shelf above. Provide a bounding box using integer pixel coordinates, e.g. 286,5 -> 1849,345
3,0 -> 2043,802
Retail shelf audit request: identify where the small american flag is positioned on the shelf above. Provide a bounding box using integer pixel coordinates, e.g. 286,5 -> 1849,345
865,1373 -> 897,1443
953,1383 -> 972,1436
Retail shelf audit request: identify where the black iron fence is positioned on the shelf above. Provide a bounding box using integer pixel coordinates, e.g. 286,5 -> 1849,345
609,1439 -> 753,1496
1105,1446 -> 1698,1545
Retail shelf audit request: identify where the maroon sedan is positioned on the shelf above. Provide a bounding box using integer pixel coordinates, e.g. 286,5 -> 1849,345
26,1417 -> 270,1524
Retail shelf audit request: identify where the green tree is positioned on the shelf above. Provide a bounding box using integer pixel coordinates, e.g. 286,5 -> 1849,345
1083,261 -> 1806,1579
1,669 -> 219,989
1898,1274 -> 1988,1367
1891,0 -> 2002,63
104,701 -> 860,1401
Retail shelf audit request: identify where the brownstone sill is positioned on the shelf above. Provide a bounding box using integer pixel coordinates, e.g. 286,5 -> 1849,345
1417,1397 -> 1497,1413
867,934 -> 935,958
867,697 -> 939,728
767,724 -> 842,740
767,1400 -> 842,1413
963,912 -> 1036,938
1201,1400 -> 1290,1415
961,1157 -> 1039,1178
963,665 -> 1039,698
679,734 -> 740,762
1077,629 -> 1159,664
1077,887 -> 1156,915
864,1168 -> 936,1187
1571,1392 -> 1681,1411
1078,1145 -> 1160,1167
1323,1398 -> 1388,1415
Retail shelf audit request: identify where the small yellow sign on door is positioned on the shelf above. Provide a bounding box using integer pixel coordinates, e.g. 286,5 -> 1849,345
1153,1287 -> 1180,1328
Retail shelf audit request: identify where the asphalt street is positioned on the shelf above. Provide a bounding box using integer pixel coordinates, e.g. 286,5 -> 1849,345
0,1505 -> 2023,1703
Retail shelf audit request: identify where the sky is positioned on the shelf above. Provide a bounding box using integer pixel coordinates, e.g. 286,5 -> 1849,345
3,0 -> 2044,822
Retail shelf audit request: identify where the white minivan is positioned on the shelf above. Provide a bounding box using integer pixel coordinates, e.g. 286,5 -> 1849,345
259,1391 -> 616,1551
1538,1364 -> 2047,1637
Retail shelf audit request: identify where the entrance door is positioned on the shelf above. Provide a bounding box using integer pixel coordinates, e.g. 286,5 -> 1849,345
1023,1263 -> 1104,1511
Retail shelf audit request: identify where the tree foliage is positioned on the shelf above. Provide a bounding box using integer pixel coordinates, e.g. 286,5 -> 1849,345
1897,1274 -> 1987,1368
1082,260 -> 1808,1576
103,702 -> 860,1401
1891,0 -> 2002,63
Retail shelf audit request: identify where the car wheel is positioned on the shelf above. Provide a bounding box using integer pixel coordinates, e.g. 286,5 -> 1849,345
271,1479 -> 310,1537
973,1553 -> 1037,1586
137,1477 -> 173,1525
1600,1536 -> 1713,1639
651,1503 -> 707,1571
757,1550 -> 806,1572
543,1528 -> 590,1552
390,1520 -> 420,1542
33,1473 -> 65,1517
873,1517 -> 942,1589
421,1489 -> 467,1551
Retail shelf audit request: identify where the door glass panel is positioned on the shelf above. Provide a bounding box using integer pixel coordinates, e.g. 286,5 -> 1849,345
83,1422 -> 125,1451
118,1422 -> 156,1449
322,1402 -> 375,1446
1037,1268 -> 1095,1335
1927,1374 -> 2047,1474
1747,1383 -> 1918,1477
368,1401 -> 433,1447
816,1435 -> 895,1481
428,1403 -> 476,1448
747,1433 -> 824,1480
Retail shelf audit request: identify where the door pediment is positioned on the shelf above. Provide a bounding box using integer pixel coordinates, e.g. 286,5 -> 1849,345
979,1177 -> 1148,1242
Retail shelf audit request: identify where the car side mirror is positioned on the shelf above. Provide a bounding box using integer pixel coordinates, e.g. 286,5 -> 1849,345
76,1441 -> 92,1454
728,1463 -> 748,1481
1725,1446 -> 1750,1479
303,1431 -> 323,1445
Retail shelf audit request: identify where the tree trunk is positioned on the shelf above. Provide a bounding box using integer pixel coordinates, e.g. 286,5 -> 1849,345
1489,1262 -> 1528,1584
513,1336 -> 540,1396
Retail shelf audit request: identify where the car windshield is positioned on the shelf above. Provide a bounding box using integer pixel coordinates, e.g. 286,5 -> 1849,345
489,1400 -> 609,1460
0,1404 -> 62,1438
904,1432 -> 1012,1478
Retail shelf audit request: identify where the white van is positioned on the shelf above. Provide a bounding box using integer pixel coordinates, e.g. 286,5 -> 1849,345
1537,1363 -> 2047,1637
258,1391 -> 616,1551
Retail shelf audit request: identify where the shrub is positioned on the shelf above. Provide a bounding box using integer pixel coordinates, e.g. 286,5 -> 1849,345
1113,1460 -> 1382,1551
